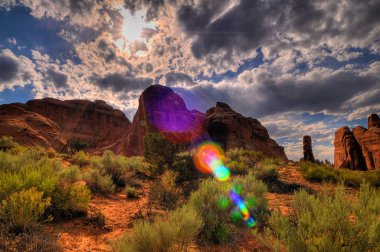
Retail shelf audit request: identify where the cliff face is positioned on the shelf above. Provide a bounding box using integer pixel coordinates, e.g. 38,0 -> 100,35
0,103 -> 65,150
205,102 -> 288,160
334,114 -> 380,170
26,98 -> 131,152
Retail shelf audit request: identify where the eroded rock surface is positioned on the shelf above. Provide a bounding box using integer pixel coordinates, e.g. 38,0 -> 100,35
302,135 -> 315,163
334,114 -> 380,170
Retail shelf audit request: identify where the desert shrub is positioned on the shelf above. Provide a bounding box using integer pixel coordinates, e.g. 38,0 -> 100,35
299,161 -> 380,187
101,150 -> 128,186
189,175 -> 269,244
144,133 -> 177,169
0,188 -> 51,232
58,166 -> 80,184
83,169 -> 115,195
0,153 -> 58,200
65,137 -> 88,153
0,147 -> 91,220
50,183 -> 91,219
72,151 -> 90,167
150,170 -> 181,209
226,149 -> 280,175
171,152 -> 200,181
125,156 -> 150,173
261,183 -> 380,251
188,179 -> 228,243
113,205 -> 202,252
254,158 -> 280,182
0,135 -> 17,152
46,148 -> 57,159
125,186 -> 138,198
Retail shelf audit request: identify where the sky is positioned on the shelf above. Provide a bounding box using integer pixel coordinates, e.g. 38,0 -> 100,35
0,0 -> 379,162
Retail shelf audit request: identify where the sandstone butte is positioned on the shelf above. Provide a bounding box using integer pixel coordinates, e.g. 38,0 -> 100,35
0,84 -> 287,161
334,114 -> 380,170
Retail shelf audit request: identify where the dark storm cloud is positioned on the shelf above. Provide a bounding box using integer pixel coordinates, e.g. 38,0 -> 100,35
92,73 -> 153,92
175,0 -> 380,58
46,68 -> 68,88
179,69 -> 380,118
124,0 -> 179,20
0,54 -> 18,82
164,72 -> 196,86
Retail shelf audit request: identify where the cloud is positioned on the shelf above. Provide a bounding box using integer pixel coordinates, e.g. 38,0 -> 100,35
91,72 -> 153,92
46,68 -> 68,88
0,49 -> 39,91
177,0 -> 380,59
164,71 -> 196,87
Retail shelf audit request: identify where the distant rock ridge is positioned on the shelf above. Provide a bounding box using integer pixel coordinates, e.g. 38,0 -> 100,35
334,114 -> 380,170
0,85 -> 287,160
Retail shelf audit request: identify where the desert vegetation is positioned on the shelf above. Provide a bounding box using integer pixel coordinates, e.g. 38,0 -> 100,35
0,135 -> 379,251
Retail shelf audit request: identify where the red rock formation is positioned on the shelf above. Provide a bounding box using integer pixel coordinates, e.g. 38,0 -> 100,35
26,98 -> 131,152
0,85 -> 287,160
206,102 -> 287,160
125,85 -> 205,156
0,103 -> 65,150
352,115 -> 380,170
302,135 -> 315,162
334,114 -> 380,170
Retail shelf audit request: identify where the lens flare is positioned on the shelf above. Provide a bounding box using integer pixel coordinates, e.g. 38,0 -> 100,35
193,141 -> 256,228
229,190 -> 257,227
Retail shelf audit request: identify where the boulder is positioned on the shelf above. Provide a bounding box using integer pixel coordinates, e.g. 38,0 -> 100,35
302,135 -> 315,163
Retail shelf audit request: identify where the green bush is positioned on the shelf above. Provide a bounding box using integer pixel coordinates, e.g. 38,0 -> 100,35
261,183 -> 380,251
150,170 -> 181,209
83,169 -> 115,195
125,186 -> 138,198
0,135 -> 17,152
144,133 -> 177,169
171,152 -> 199,181
72,151 -> 90,167
124,156 -> 150,173
65,137 -> 88,153
189,175 -> 269,244
0,188 -> 51,231
113,205 -> 202,252
299,161 -> 380,187
254,158 -> 280,182
50,183 -> 91,219
101,150 -> 128,186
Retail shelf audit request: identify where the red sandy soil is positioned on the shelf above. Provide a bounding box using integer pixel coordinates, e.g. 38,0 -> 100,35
43,163 -> 349,251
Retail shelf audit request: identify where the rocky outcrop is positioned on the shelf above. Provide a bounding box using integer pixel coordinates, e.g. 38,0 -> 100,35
0,85 -> 287,160
0,98 -> 130,153
302,135 -> 315,162
124,85 -> 205,156
26,98 -> 131,152
352,115 -> 380,170
334,114 -> 380,170
205,102 -> 287,160
0,103 -> 65,150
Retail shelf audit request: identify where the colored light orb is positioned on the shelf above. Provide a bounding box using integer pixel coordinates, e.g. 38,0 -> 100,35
229,190 -> 256,227
193,142 -> 230,181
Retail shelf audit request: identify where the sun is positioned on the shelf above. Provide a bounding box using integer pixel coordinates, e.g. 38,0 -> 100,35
120,9 -> 156,42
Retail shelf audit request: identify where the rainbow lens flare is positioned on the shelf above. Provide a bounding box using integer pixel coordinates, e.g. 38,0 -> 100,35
193,142 -> 230,181
193,141 -> 256,228
229,190 -> 257,227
